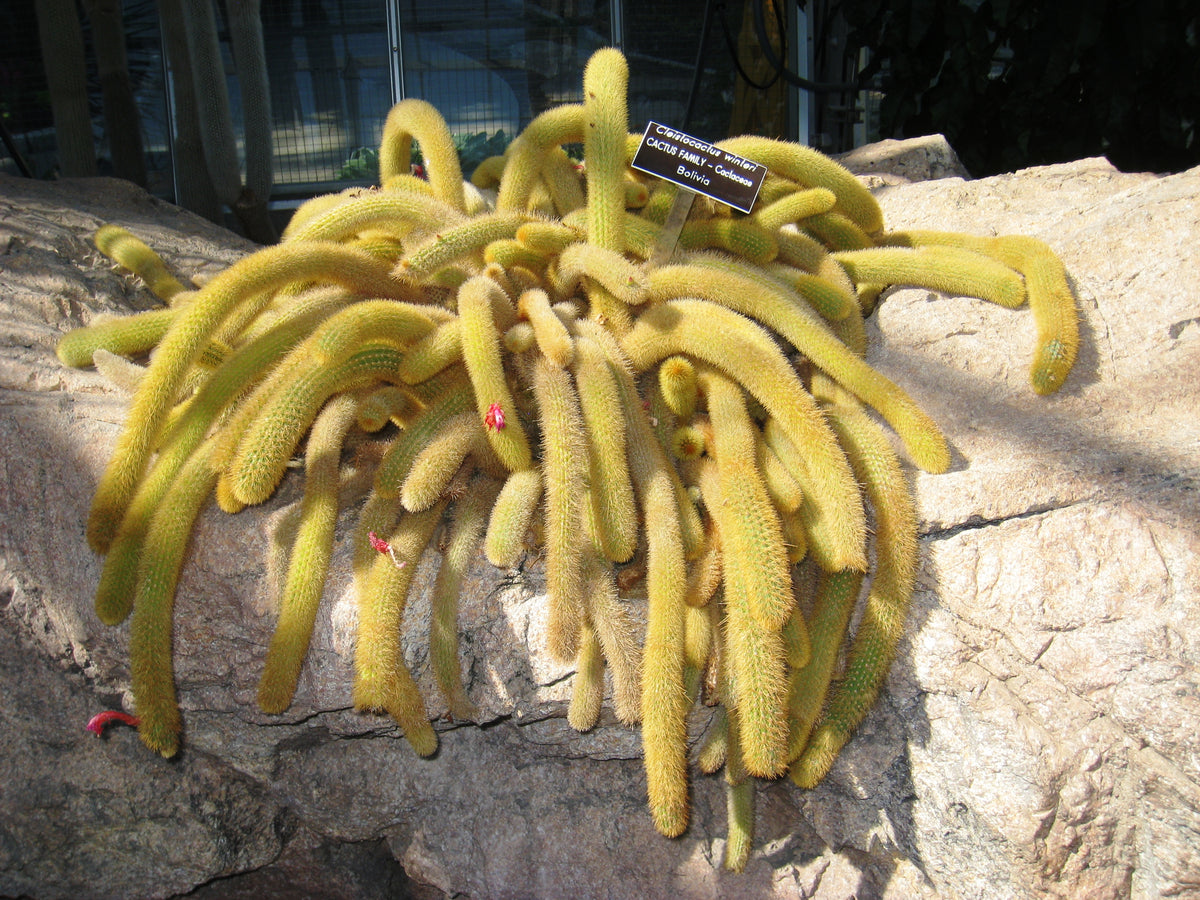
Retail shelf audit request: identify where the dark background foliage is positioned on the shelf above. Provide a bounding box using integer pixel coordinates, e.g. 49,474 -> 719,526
835,0 -> 1199,175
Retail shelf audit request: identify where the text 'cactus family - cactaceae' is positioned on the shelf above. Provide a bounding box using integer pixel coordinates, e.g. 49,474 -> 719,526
59,47 -> 1079,873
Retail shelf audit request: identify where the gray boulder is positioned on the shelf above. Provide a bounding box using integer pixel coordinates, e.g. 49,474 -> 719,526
0,145 -> 1196,899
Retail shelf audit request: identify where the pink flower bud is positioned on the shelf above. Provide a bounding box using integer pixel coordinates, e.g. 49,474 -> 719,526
484,402 -> 506,432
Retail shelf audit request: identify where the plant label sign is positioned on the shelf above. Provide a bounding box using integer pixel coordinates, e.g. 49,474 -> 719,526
631,121 -> 767,214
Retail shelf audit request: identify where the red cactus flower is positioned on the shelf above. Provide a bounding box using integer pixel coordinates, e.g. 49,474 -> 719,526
484,402 -> 506,432
369,531 -> 405,569
86,710 -> 139,736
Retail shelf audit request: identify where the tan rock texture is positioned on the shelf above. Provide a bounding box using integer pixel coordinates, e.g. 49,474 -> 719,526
0,145 -> 1196,899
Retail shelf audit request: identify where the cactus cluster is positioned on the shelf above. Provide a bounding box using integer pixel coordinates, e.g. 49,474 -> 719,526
59,48 -> 1078,870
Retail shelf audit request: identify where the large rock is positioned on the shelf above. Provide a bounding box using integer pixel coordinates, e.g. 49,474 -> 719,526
0,149 -> 1196,899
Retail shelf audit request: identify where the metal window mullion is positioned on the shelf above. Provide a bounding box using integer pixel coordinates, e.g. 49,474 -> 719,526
386,0 -> 406,102
609,0 -> 624,50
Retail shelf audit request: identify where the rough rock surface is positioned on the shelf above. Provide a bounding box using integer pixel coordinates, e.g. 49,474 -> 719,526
836,133 -> 972,185
0,142 -> 1197,899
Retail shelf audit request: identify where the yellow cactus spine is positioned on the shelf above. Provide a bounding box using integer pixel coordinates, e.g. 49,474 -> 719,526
539,146 -> 587,216
128,435 -> 220,757
722,586 -> 790,778
86,242 -> 405,553
785,268 -> 859,322
374,380 -> 476,497
496,103 -> 585,212
552,242 -> 649,306
95,297 -> 349,624
723,758 -> 755,873
562,208 -> 663,260
352,502 -> 446,756
257,394 -> 359,714
573,335 -> 637,563
677,218 -> 778,264
683,518 -> 722,609
515,220 -> 577,255
517,287 -> 575,368
400,411 -> 479,512
638,462 -> 690,837
309,299 -> 440,366
582,47 -> 629,253
282,190 -> 351,239
601,336 -> 690,837
470,153 -> 506,188
484,238 -> 551,274
484,468 -> 543,567
993,234 -> 1080,394
90,349 -> 145,393
378,98 -> 467,211
399,212 -> 528,284
885,230 -> 1079,393
657,355 -> 698,421
785,568 -> 863,762
695,374 -> 791,778
94,224 -> 189,300
1022,243 -> 1079,394
568,622 -> 605,732
429,477 -> 501,720
670,425 -> 705,461
697,706 -> 729,775
833,246 -> 1027,309
532,356 -> 588,662
803,211 -> 875,251
356,385 -> 417,432
579,545 -> 642,724
395,319 -> 463,385
226,343 -> 406,507
458,276 -> 534,472
682,601 -> 713,672
757,433 -> 804,515
578,318 -> 705,558
56,307 -> 178,367
780,602 -> 813,670
749,187 -> 837,232
792,390 -> 918,788
621,299 -> 867,571
285,189 -> 467,244
712,617 -> 754,874
698,369 -> 795,631
649,258 -> 950,474
718,135 -> 884,235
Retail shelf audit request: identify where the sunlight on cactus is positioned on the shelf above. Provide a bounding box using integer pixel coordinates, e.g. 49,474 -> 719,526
58,47 -> 1078,873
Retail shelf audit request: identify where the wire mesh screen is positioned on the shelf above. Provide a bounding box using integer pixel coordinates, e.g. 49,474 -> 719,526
623,1 -> 799,147
0,0 -> 814,209
260,0 -> 393,192
0,2 -> 53,179
624,1 -> 734,144
121,1 -> 174,196
395,0 -> 611,174
0,0 -> 172,193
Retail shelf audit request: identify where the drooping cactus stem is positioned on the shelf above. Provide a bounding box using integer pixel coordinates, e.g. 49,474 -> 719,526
257,394 -> 359,714
94,225 -> 189,300
532,356 -> 589,662
379,98 -> 467,211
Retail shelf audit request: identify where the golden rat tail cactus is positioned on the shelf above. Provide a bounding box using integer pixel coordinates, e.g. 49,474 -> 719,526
60,47 -> 1078,870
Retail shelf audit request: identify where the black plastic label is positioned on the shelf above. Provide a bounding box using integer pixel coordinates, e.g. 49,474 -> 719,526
631,121 -> 767,214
